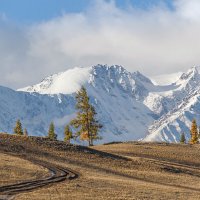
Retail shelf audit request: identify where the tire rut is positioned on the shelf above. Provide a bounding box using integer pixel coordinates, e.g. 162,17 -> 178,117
0,157 -> 78,200
122,155 -> 200,191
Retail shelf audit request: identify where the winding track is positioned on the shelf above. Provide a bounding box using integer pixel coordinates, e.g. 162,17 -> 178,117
1,143 -> 200,199
0,157 -> 78,200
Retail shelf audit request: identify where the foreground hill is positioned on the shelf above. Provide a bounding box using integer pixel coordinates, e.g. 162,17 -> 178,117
1,134 -> 200,199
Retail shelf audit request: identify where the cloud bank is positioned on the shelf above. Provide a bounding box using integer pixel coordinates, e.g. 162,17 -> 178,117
1,0 -> 200,88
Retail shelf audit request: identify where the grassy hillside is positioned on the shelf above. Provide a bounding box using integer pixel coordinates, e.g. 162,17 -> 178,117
0,153 -> 49,186
1,133 -> 200,199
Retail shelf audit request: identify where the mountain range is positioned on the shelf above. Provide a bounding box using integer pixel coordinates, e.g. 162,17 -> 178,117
0,64 -> 199,144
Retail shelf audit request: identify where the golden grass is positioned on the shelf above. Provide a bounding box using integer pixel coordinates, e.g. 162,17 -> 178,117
17,143 -> 200,200
1,135 -> 200,199
0,153 -> 49,186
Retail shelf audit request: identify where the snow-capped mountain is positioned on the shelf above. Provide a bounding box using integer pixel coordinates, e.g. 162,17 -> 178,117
143,90 -> 200,142
0,64 -> 200,143
18,64 -> 157,143
144,66 -> 200,142
144,67 -> 200,116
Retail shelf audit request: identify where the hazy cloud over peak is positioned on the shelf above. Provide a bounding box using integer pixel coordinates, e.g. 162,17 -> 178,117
1,0 -> 200,88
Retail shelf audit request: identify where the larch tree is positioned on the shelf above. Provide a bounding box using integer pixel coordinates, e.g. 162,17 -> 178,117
190,119 -> 199,144
64,125 -> 73,144
180,132 -> 186,144
70,86 -> 102,146
14,119 -> 23,135
48,122 -> 57,140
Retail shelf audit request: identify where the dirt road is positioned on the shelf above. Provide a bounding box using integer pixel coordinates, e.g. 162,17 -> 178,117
0,155 -> 78,200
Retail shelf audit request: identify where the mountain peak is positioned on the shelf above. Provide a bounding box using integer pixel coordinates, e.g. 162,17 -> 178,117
179,66 -> 200,81
18,64 -> 138,95
92,64 -> 127,74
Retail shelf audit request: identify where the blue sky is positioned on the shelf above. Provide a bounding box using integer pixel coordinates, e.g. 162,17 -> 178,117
0,0 -> 173,23
0,0 -> 200,88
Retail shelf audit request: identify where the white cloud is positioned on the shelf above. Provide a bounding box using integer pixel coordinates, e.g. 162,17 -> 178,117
175,0 -> 200,20
1,0 -> 200,88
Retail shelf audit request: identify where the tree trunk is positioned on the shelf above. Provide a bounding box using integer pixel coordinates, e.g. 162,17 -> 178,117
88,138 -> 93,146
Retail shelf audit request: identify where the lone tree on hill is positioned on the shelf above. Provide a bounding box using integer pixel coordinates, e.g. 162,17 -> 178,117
180,132 -> 186,144
64,125 -> 73,144
70,86 -> 102,146
23,128 -> 28,137
190,119 -> 199,144
48,122 -> 57,140
14,120 -> 23,135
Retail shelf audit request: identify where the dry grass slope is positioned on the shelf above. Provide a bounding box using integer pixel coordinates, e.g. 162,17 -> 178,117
1,133 -> 200,199
0,153 -> 49,186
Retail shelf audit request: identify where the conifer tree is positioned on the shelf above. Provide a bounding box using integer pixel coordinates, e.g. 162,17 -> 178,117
190,119 -> 199,144
48,122 -> 57,140
24,128 -> 28,136
70,86 -> 102,146
180,132 -> 186,144
14,120 -> 23,135
64,125 -> 73,144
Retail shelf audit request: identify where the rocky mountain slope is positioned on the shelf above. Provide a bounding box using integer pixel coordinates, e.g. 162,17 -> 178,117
144,67 -> 200,142
144,90 -> 200,142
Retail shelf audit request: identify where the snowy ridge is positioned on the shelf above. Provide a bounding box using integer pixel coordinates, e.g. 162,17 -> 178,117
144,91 -> 200,142
144,66 -> 200,142
19,67 -> 92,94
